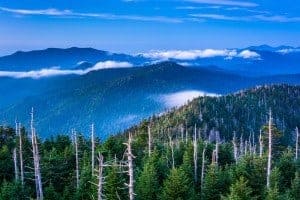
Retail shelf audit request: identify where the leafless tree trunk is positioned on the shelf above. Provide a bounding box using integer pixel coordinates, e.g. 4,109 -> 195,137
97,153 -> 104,200
18,123 -> 24,186
232,131 -> 238,163
13,147 -> 19,181
91,124 -> 95,176
296,127 -> 299,160
259,129 -> 263,157
240,135 -> 244,157
148,125 -> 152,157
73,129 -> 80,190
215,132 -> 219,166
31,108 -> 43,200
124,133 -> 135,200
193,124 -> 198,182
185,124 -> 188,144
169,135 -> 175,169
267,109 -> 272,189
201,142 -> 207,188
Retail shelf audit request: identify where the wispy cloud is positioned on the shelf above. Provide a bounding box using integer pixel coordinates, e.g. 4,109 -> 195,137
0,61 -> 133,79
142,49 -> 238,60
159,90 -> 219,108
185,0 -> 258,7
191,13 -> 300,23
142,49 -> 261,60
277,48 -> 300,54
0,7 -> 182,23
238,50 -> 260,59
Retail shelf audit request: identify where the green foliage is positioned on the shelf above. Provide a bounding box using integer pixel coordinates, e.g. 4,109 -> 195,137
161,168 -> 194,200
136,159 -> 160,200
223,176 -> 255,200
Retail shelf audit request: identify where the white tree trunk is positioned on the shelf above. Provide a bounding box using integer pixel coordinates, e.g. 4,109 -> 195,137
91,124 -> 95,176
13,147 -> 19,181
267,109 -> 272,189
73,129 -> 80,190
232,131 -> 238,163
97,153 -> 104,200
148,125 -> 151,157
169,135 -> 175,169
31,108 -> 43,200
296,127 -> 299,160
215,132 -> 219,166
259,129 -> 263,157
125,133 -> 135,200
201,142 -> 207,190
18,123 -> 24,186
193,124 -> 198,182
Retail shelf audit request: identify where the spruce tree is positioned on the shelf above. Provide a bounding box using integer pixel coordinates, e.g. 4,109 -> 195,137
161,168 -> 193,200
222,177 -> 255,200
136,161 -> 159,200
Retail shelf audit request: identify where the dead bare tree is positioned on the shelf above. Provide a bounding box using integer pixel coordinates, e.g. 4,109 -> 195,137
259,129 -> 263,157
30,108 -> 43,200
266,109 -> 272,189
18,122 -> 24,186
124,133 -> 135,200
148,125 -> 152,157
168,135 -> 175,169
296,127 -> 299,160
201,142 -> 207,190
97,153 -> 104,200
215,132 -> 219,166
73,129 -> 80,190
193,124 -> 198,182
232,131 -> 238,163
13,147 -> 19,181
91,124 -> 95,176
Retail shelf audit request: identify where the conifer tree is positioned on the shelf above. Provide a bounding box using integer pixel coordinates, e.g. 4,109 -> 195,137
161,168 -> 193,200
136,160 -> 159,200
222,177 -> 254,200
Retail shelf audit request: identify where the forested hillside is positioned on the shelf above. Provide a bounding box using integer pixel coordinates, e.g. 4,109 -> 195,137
0,84 -> 299,200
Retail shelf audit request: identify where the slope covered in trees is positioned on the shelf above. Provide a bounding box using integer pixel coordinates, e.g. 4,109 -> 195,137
0,84 -> 299,199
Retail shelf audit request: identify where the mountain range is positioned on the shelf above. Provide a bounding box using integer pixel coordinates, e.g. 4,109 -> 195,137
0,46 -> 299,138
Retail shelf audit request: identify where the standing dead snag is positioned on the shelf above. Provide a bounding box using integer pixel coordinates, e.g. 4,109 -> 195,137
124,133 -> 135,200
73,129 -> 80,190
31,108 -> 43,200
13,147 -> 19,181
148,125 -> 152,157
215,131 -> 219,166
201,142 -> 207,191
232,131 -> 238,163
296,127 -> 299,160
267,109 -> 272,189
18,123 -> 24,186
193,124 -> 198,182
259,129 -> 263,158
97,153 -> 104,200
91,124 -> 95,176
168,135 -> 175,169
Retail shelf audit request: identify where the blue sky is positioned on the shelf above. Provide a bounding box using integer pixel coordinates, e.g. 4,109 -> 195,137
0,0 -> 299,55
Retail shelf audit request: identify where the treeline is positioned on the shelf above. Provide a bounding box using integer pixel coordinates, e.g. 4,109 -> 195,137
0,84 -> 299,200
0,121 -> 299,200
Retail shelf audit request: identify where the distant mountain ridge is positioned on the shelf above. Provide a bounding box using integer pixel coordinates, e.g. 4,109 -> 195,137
0,61 -> 299,138
0,45 -> 300,75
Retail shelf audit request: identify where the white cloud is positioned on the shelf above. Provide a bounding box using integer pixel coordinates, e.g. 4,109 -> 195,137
238,50 -> 260,59
159,90 -> 219,108
191,13 -> 300,23
277,48 -> 300,54
185,0 -> 257,7
0,61 -> 132,79
0,7 -> 181,23
142,49 -> 238,60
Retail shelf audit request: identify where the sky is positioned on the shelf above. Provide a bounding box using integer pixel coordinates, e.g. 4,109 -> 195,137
0,0 -> 300,55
